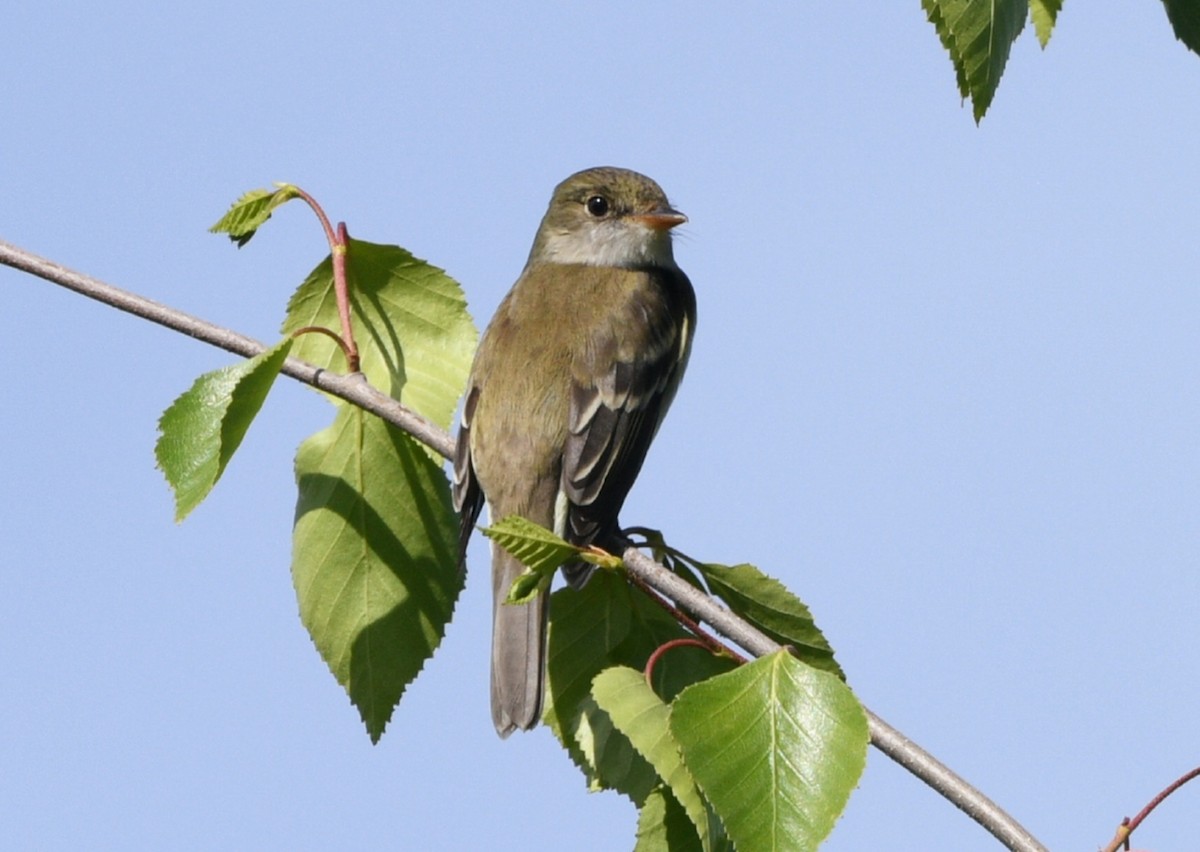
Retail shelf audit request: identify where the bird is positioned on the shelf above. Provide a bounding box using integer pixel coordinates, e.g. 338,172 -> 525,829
452,166 -> 696,737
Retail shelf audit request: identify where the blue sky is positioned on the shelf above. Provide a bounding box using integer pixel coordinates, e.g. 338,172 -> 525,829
4,3 -> 1198,850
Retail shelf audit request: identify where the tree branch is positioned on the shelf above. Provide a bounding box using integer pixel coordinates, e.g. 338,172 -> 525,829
0,238 -> 1047,852
621,550 -> 1045,851
1,240 -> 452,460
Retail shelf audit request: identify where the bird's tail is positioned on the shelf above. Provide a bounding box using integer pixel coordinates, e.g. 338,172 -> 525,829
490,549 -> 549,737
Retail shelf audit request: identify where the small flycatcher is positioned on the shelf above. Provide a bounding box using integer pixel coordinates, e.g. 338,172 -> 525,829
454,167 -> 695,737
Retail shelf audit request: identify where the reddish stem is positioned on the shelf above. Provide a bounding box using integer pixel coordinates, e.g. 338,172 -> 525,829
644,638 -> 714,687
291,325 -> 355,367
292,186 -> 338,250
332,222 -> 359,372
626,570 -> 749,666
1101,765 -> 1200,852
1129,764 -> 1200,829
291,188 -> 360,373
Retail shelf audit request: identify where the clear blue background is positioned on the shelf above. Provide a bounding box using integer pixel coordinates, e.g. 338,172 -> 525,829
4,4 -> 1197,850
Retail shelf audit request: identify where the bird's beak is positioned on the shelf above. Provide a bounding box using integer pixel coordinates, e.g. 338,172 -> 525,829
631,207 -> 687,231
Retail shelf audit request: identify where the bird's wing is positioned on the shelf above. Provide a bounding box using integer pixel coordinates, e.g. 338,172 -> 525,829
452,384 -> 485,567
561,267 -> 694,552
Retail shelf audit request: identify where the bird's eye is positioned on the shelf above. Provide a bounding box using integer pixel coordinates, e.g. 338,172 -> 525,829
585,195 -> 609,217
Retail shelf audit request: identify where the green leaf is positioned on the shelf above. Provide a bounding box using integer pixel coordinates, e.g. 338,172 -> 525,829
635,787 -> 705,852
483,516 -> 587,603
292,405 -> 463,742
156,337 -> 293,521
923,0 -> 969,99
544,572 -> 737,803
922,0 -> 1028,122
628,591 -> 740,707
593,667 -> 712,850
1162,0 -> 1200,55
503,567 -> 546,605
484,515 -> 582,574
543,571 -> 645,795
692,561 -> 844,678
209,184 -> 303,247
1030,0 -> 1062,48
671,651 -> 868,852
282,238 -> 476,434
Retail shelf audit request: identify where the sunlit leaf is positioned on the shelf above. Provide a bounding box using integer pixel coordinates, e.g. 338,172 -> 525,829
292,405 -> 462,742
672,651 -> 868,852
922,0 -> 1028,121
483,515 -> 577,567
282,238 -> 476,437
1030,0 -> 1062,48
209,184 -> 303,247
593,666 -> 712,849
156,337 -> 293,521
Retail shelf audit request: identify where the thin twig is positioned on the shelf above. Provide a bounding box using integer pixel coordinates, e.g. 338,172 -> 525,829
625,569 -> 748,664
621,548 -> 1048,852
644,638 -> 716,687
0,239 -> 452,459
0,237 -> 1048,852
290,190 -> 359,371
1100,765 -> 1200,852
292,186 -> 338,250
291,325 -> 355,367
331,222 -> 359,372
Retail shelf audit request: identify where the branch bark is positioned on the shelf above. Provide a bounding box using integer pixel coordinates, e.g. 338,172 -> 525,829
1,238 -> 1048,852
1,240 -> 452,459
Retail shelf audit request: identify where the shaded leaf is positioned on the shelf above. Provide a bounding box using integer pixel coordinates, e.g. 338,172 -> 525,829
692,561 -> 844,678
292,405 -> 462,742
922,0 -> 1028,121
543,571 -> 645,796
635,787 -> 705,852
544,572 -> 736,802
593,666 -> 712,849
1162,0 -> 1200,55
504,567 -> 548,605
636,598 -> 738,706
156,337 -> 293,521
282,238 -> 476,436
210,184 -> 303,247
672,651 -> 868,852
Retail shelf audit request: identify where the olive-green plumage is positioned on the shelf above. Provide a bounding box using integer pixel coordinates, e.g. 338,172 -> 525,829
453,167 -> 695,737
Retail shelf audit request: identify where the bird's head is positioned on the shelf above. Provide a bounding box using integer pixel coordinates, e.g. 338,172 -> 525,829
530,166 -> 686,269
